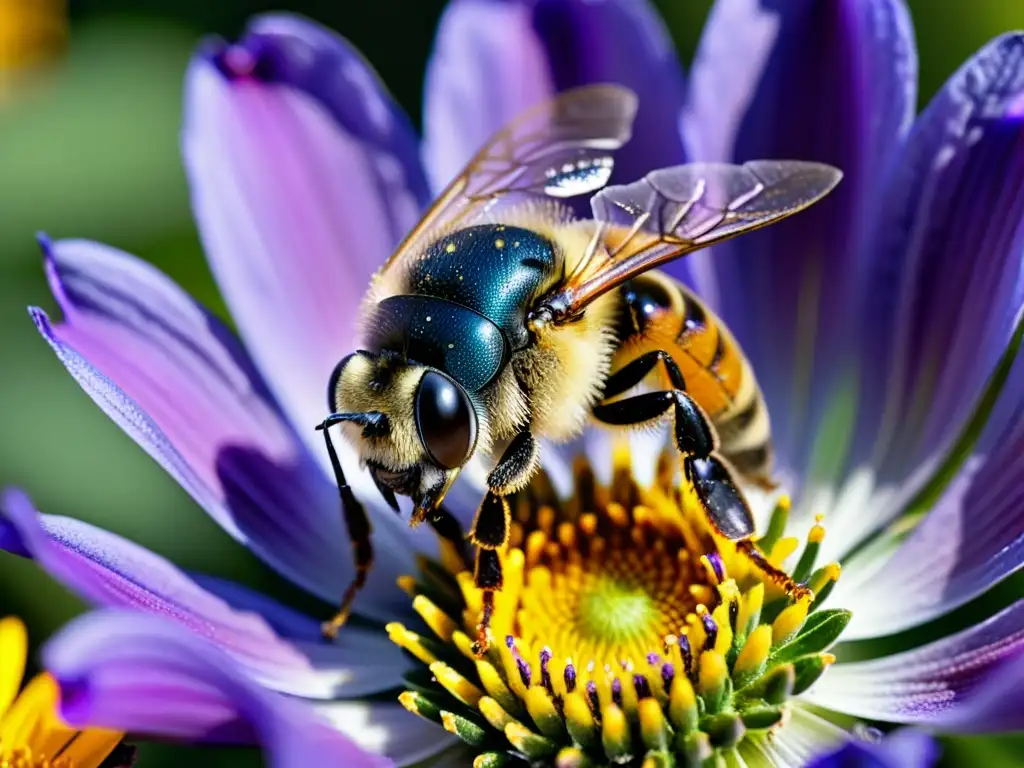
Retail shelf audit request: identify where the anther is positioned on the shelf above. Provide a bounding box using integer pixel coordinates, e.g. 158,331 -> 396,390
633,673 -> 651,700
564,660 -> 577,693
660,662 -> 675,692
610,678 -> 624,709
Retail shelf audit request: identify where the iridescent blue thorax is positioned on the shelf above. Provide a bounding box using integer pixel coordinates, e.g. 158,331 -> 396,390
365,224 -> 558,393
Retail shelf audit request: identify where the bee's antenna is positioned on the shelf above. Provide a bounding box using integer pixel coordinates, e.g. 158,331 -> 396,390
317,411 -> 390,437
318,415 -> 374,641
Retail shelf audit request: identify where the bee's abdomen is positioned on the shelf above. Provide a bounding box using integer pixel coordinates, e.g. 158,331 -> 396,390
615,272 -> 774,484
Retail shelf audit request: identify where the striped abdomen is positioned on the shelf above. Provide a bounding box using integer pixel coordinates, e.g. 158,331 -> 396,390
612,271 -> 774,486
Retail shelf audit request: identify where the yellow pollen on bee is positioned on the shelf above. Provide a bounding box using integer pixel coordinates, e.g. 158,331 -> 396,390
446,242 -> 457,253
495,239 -> 505,249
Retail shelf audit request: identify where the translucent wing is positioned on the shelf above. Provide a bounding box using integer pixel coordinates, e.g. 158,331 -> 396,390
384,84 -> 639,270
541,161 -> 843,321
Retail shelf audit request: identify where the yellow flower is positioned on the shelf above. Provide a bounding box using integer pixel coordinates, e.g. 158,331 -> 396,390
0,617 -> 124,768
0,0 -> 66,98
390,449 -> 848,766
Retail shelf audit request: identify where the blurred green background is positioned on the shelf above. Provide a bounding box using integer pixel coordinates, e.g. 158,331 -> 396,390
0,1 -> 1021,766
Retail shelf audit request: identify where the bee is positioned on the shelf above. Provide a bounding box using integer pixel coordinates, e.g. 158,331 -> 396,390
318,85 -> 841,654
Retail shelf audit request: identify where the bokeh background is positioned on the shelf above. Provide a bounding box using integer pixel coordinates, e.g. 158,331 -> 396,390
1,1 -> 1021,765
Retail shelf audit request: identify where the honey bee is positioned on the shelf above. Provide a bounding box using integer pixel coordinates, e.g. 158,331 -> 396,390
318,85 -> 841,653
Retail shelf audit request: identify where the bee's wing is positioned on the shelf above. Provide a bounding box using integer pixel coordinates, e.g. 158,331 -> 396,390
384,84 -> 638,270
544,161 -> 843,320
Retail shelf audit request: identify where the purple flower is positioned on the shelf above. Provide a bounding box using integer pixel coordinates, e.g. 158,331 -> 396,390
3,1 -> 1024,766
806,728 -> 940,768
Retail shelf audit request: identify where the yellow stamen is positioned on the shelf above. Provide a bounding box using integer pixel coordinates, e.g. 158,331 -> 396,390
772,598 -> 811,645
385,623 -> 437,666
638,698 -> 669,751
524,686 -> 563,740
600,703 -> 632,762
698,651 -> 728,712
733,624 -> 772,680
429,662 -> 484,707
413,595 -> 457,642
810,563 -> 842,594
668,675 -> 698,735
736,583 -> 764,637
563,691 -> 599,750
478,697 -> 518,732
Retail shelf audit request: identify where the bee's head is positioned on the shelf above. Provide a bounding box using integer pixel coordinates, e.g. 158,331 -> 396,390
327,350 -> 479,508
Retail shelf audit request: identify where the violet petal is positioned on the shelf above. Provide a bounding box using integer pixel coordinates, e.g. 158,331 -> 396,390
32,237 -> 417,620
184,17 -> 425,452
804,600 -> 1024,727
806,728 -> 940,768
0,488 -> 408,699
836,352 -> 1024,639
682,0 -> 917,482
846,34 -> 1024,504
43,611 -> 394,766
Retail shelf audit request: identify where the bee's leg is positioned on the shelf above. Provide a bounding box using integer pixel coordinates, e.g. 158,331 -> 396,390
469,431 -> 538,656
318,420 -> 374,641
594,361 -> 811,600
602,349 -> 686,398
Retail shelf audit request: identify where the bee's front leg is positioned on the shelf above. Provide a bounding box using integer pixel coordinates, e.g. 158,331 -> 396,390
318,420 -> 374,641
469,430 -> 538,657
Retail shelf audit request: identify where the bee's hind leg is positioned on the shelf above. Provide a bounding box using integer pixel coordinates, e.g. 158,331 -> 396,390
469,431 -> 538,657
318,420 -> 374,641
594,349 -> 811,600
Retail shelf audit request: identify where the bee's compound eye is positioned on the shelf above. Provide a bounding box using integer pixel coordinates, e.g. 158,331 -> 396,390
415,370 -> 477,470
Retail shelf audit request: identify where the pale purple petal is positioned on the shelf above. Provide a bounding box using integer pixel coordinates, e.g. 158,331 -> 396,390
31,237 -> 418,621
44,611 -> 394,767
423,0 -> 686,197
804,601 -> 1024,727
184,16 -> 426,453
836,352 -> 1024,639
422,0 -> 554,191
531,0 -> 687,182
806,729 -> 939,768
0,488 -> 408,699
682,0 -> 917,483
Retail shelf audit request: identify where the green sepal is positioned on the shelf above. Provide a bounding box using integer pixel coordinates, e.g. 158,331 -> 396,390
472,752 -> 510,768
399,690 -> 445,724
770,609 -> 850,664
443,710 -> 490,747
677,731 -> 712,768
792,654 -> 833,695
640,750 -> 673,768
553,747 -> 595,768
736,664 -> 794,706
701,712 -> 745,748
738,702 -> 784,729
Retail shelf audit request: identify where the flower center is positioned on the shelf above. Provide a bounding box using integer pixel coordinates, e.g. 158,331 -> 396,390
576,575 -> 656,642
389,451 -> 850,767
